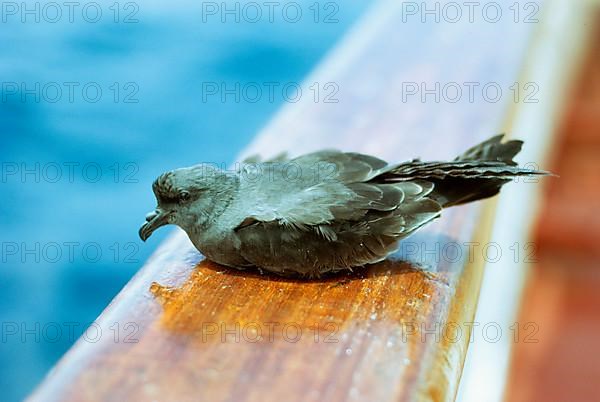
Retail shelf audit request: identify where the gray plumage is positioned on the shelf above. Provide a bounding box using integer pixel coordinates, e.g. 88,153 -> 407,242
139,134 -> 549,277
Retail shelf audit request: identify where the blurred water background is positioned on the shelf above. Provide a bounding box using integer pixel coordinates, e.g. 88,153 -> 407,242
0,1 -> 370,399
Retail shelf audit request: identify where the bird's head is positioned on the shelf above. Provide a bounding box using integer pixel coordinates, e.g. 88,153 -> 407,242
139,164 -> 237,241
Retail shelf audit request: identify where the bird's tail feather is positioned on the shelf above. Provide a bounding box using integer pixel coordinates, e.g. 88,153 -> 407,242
455,133 -> 522,165
378,134 -> 551,207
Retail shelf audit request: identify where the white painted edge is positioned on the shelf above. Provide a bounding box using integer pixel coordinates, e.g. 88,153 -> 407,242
456,1 -> 596,401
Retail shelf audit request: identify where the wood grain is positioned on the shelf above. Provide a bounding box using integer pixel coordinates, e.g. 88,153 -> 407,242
28,1 -> 544,401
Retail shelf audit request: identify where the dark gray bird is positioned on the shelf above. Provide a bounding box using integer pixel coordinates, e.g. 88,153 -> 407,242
139,134 -> 548,277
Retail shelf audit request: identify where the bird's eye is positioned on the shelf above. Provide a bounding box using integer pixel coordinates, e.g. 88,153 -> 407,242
179,191 -> 191,202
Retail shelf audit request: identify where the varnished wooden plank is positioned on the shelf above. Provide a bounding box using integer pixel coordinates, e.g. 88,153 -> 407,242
28,1 -> 550,401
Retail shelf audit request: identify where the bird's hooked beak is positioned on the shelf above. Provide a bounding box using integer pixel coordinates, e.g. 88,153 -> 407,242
139,208 -> 173,241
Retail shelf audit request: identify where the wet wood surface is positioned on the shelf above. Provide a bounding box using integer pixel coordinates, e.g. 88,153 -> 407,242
29,1 -> 543,401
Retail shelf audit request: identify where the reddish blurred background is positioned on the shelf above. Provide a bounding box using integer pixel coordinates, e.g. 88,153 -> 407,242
505,14 -> 600,402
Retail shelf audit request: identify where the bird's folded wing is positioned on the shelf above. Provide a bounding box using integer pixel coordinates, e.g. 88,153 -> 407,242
235,151 -> 441,231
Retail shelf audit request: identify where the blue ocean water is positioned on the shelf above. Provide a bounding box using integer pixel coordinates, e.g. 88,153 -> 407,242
0,1 -> 370,400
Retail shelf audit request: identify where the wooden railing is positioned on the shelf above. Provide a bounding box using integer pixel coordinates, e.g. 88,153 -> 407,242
28,1 -> 592,401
